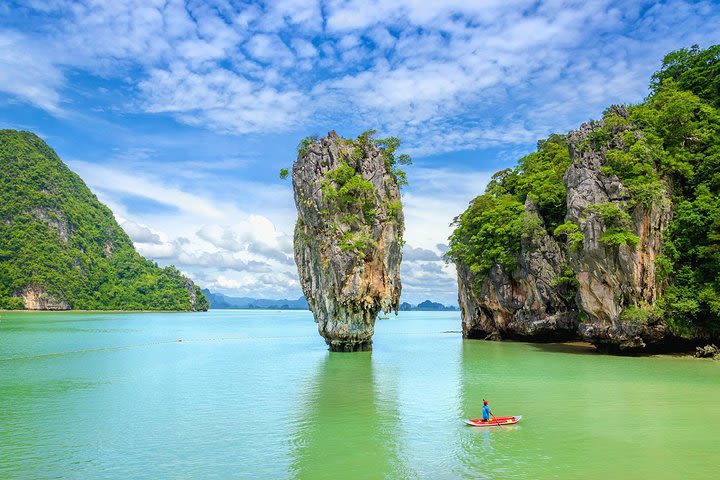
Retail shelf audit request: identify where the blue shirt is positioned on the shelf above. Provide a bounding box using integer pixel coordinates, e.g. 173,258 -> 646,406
482,405 -> 491,420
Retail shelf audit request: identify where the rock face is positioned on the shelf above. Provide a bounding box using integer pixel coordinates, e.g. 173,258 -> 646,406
456,109 -> 674,352
21,285 -> 71,310
459,199 -> 579,341
292,132 -> 403,351
694,344 -> 719,359
564,115 -> 671,350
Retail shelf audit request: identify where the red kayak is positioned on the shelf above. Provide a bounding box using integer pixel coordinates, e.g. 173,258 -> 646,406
465,415 -> 522,426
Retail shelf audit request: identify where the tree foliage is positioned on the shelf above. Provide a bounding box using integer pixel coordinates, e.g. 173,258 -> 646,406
0,130 -> 207,311
448,134 -> 571,278
651,44 -> 720,108
447,194 -> 525,277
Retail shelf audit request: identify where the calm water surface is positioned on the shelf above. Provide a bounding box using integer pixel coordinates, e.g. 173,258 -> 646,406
0,310 -> 718,479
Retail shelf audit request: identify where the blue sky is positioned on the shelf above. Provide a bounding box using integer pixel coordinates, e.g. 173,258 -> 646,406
1,1 -> 719,304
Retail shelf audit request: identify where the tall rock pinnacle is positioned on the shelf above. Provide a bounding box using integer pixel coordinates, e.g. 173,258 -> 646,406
292,131 -> 406,351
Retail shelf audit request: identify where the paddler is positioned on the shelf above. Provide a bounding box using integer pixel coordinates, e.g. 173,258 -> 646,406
482,400 -> 494,422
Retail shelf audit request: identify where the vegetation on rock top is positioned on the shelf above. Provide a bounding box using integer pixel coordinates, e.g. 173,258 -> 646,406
293,130 -> 410,257
447,133 -> 571,277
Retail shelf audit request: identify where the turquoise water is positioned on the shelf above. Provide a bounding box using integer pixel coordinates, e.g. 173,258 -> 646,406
0,310 -> 718,479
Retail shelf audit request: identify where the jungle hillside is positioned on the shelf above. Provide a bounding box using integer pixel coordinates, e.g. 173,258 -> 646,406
0,130 -> 208,311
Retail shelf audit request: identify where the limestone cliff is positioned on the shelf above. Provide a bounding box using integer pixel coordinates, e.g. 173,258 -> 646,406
564,113 -> 671,350
459,199 -> 578,341
452,108 -> 677,352
292,131 -> 404,351
21,285 -> 71,310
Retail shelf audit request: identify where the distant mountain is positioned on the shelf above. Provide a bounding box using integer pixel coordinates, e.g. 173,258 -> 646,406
399,300 -> 459,311
203,290 -> 458,312
202,290 -> 309,310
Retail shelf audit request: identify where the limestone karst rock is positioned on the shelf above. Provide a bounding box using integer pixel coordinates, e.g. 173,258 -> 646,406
564,112 -> 671,350
292,131 -> 404,351
452,108 -> 675,352
458,198 -> 579,341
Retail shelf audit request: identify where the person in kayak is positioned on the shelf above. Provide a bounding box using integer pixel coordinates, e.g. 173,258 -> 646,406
482,400 -> 494,422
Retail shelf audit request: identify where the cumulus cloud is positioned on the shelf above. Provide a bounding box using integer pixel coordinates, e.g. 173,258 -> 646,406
139,64 -> 306,133
70,159 -> 301,297
121,220 -> 163,244
403,245 -> 440,262
135,240 -> 184,260
200,270 -> 300,298
400,260 -> 458,305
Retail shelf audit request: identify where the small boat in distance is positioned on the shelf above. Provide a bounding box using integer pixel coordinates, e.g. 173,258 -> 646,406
465,416 -> 522,427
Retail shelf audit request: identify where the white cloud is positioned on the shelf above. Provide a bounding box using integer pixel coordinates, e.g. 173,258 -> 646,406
291,38 -> 318,58
400,260 -> 458,305
246,34 -> 294,64
68,160 -> 224,218
6,0 -> 720,152
139,63 -> 306,133
0,32 -> 65,113
69,158 -> 302,297
195,217 -> 294,264
403,245 -> 440,262
135,241 -> 183,260
121,220 -> 163,244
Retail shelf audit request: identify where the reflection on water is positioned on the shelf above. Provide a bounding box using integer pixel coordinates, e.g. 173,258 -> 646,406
289,352 -> 411,479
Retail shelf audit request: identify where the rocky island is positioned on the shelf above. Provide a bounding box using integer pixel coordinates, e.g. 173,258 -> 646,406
291,131 -> 408,351
448,45 -> 720,352
0,130 -> 208,311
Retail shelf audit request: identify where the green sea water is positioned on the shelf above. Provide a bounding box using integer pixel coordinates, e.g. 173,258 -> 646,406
0,310 -> 717,479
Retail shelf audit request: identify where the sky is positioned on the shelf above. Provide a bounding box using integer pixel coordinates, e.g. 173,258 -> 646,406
1,0 -> 719,305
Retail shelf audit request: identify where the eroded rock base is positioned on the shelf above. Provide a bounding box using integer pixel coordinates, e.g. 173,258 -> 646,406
326,339 -> 373,352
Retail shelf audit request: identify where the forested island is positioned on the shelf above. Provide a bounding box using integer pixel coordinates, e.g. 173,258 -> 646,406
0,130 -> 208,311
447,45 -> 720,352
399,300 -> 459,311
